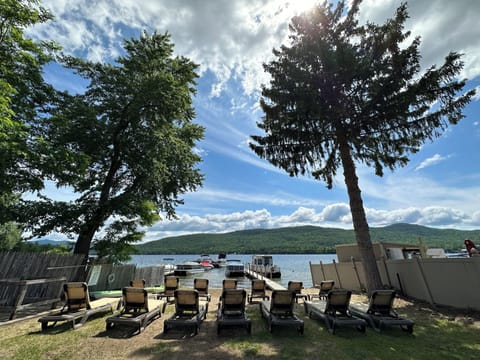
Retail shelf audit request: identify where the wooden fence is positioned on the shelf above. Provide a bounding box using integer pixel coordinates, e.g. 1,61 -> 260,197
86,264 -> 165,292
0,252 -> 87,320
0,252 -> 167,321
309,256 -> 480,311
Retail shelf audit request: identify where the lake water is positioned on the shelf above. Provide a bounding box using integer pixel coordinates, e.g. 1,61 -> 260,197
129,254 -> 337,289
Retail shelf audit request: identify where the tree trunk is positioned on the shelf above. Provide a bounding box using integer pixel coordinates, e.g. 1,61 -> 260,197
73,145 -> 122,258
338,139 -> 383,294
73,223 -> 98,257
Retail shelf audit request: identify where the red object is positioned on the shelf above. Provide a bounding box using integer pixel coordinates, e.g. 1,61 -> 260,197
464,239 -> 478,257
200,261 -> 214,269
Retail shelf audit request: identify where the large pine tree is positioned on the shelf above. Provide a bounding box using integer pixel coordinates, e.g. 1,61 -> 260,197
251,1 -> 474,292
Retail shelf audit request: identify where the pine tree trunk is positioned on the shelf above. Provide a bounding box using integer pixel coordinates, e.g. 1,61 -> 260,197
338,139 -> 383,294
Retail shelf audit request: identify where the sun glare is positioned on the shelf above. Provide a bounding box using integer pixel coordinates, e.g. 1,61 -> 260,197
289,0 -> 318,15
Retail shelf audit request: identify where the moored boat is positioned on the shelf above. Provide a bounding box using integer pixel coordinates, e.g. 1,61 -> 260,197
174,261 -> 204,276
249,255 -> 281,278
213,253 -> 227,268
160,258 -> 176,274
196,254 -> 215,270
225,259 -> 245,277
200,260 -> 215,271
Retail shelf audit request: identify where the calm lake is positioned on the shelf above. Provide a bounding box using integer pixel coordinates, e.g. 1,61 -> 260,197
129,253 -> 337,288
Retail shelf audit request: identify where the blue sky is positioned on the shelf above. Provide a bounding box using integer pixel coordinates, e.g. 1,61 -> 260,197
30,0 -> 480,242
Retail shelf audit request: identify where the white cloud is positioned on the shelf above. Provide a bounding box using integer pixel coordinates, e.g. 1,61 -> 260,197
359,0 -> 480,80
415,154 -> 448,171
140,203 -> 480,241
34,0 -> 480,97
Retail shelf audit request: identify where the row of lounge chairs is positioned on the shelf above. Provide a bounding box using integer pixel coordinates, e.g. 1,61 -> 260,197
37,279 -> 414,337
304,280 -> 414,334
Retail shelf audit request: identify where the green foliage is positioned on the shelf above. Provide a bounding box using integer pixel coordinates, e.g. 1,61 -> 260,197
252,1 -> 473,185
92,220 -> 141,264
0,0 -> 58,198
0,221 -> 21,250
136,224 -> 480,254
22,31 -> 204,257
12,241 -> 72,254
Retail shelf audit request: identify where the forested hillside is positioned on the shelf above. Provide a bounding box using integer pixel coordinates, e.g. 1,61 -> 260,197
136,224 -> 480,254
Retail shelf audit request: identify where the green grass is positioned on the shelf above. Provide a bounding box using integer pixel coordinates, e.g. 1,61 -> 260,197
1,300 -> 479,360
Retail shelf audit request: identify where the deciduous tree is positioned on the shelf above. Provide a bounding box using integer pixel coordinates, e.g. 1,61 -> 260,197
1,0 -> 58,249
251,0 -> 474,292
0,0 -> 57,198
23,32 -> 204,259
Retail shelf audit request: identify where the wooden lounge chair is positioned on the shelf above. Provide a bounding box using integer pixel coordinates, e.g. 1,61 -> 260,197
310,280 -> 335,301
248,279 -> 270,304
217,289 -> 251,334
163,289 -> 208,335
157,276 -> 179,302
219,279 -> 238,302
38,282 -> 114,331
261,290 -> 304,334
130,279 -> 146,288
194,278 -> 211,302
349,290 -> 414,333
105,287 -> 164,334
304,289 -> 366,334
288,281 -> 309,303
222,279 -> 238,290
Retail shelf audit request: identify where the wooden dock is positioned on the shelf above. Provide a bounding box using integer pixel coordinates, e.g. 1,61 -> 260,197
244,269 -> 285,291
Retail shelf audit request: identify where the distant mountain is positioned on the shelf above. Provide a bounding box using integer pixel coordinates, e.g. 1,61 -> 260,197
136,223 -> 480,254
31,239 -> 76,247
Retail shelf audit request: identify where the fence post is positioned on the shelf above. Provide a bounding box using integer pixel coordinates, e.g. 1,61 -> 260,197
332,259 -> 342,288
415,257 -> 436,307
320,261 -> 326,281
351,257 -> 364,292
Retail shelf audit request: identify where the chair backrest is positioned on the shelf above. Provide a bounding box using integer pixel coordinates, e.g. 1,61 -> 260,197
251,279 -> 266,295
130,279 -> 146,288
220,289 -> 246,315
164,276 -> 179,295
64,282 -> 91,311
270,290 -> 295,316
318,280 -> 335,296
368,290 -> 396,316
123,286 -> 149,312
287,281 -> 303,294
174,289 -> 200,316
194,278 -> 209,295
222,279 -> 238,290
325,289 -> 351,315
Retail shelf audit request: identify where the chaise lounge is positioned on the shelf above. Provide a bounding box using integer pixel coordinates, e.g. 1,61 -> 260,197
217,289 -> 251,334
349,289 -> 414,333
288,281 -> 309,303
105,287 -> 164,335
163,289 -> 208,335
261,290 -> 304,334
248,279 -> 270,304
310,280 -> 335,301
194,278 -> 211,302
304,289 -> 366,334
38,282 -> 114,331
157,276 -> 179,302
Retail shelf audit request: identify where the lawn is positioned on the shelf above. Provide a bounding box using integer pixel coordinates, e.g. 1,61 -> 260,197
0,288 -> 479,360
